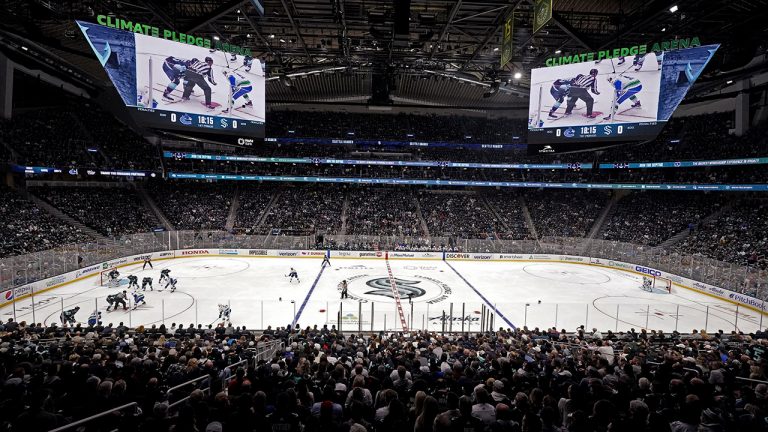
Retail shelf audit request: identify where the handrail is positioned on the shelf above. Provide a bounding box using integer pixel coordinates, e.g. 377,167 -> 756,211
167,374 -> 209,393
736,376 -> 768,385
48,402 -> 137,432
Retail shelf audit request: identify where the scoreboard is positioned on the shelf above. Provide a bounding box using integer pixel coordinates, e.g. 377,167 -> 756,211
528,44 -> 719,145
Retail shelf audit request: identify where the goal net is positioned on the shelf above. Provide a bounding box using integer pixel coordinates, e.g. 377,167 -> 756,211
653,275 -> 673,294
100,268 -> 120,288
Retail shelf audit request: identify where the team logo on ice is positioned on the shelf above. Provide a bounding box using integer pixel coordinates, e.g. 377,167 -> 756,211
364,278 -> 427,299
345,274 -> 451,304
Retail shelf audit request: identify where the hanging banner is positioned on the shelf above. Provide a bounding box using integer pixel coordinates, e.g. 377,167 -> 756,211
533,0 -> 553,34
500,12 -> 514,68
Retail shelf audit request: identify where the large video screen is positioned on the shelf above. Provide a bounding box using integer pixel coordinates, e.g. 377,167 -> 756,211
77,21 -> 265,138
527,44 -> 719,144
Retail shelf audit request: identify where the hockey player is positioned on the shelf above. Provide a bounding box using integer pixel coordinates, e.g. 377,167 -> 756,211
547,77 -> 574,119
106,290 -> 128,311
108,269 -> 120,282
633,52 -> 662,71
564,69 -> 601,119
321,254 -> 331,268
642,277 -> 653,292
159,269 -> 171,284
60,306 -> 80,326
287,268 -> 300,283
143,256 -> 153,270
339,280 -> 349,299
161,56 -> 190,101
142,276 -> 153,291
603,75 -> 642,121
218,304 -> 231,322
221,70 -> 253,113
133,291 -> 146,309
88,310 -> 102,327
181,57 -> 217,109
243,55 -> 253,72
127,274 -> 139,290
165,277 -> 178,293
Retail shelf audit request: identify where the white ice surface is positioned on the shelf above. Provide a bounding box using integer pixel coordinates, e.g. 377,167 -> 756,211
2,257 -> 760,334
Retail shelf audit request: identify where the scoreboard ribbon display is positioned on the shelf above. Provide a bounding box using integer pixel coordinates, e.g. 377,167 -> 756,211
527,44 -> 719,145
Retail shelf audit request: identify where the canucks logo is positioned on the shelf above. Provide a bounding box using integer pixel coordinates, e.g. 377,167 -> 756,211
364,278 -> 426,299
564,127 -> 575,138
180,114 -> 193,126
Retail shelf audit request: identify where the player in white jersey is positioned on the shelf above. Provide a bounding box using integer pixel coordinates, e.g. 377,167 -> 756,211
165,278 -> 178,292
287,268 -> 300,283
88,311 -> 102,326
218,304 -> 231,322
603,75 -> 643,120
133,291 -> 146,309
642,277 -> 653,292
159,269 -> 171,284
221,70 -> 253,113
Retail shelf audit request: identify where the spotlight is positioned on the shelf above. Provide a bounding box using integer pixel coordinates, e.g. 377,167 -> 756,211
555,50 -> 561,54
669,5 -> 678,12
514,72 -> 522,79
726,80 -> 733,84
213,35 -> 220,41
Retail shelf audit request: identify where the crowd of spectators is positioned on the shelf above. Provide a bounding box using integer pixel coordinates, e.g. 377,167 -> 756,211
524,190 -> 609,238
234,187 -> 277,231
0,186 -> 92,257
32,186 -> 160,237
601,193 -> 728,247
72,104 -> 161,171
418,193 -> 504,239
484,194 -> 533,240
346,189 -> 425,237
259,187 -> 345,236
149,182 -> 232,230
675,200 -> 768,270
1,315 -> 766,432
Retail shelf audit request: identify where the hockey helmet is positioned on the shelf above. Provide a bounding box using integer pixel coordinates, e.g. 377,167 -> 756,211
589,68 -> 598,76
205,56 -> 214,64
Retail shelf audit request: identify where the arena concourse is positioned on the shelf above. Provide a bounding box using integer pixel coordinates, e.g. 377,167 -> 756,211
1,1 -> 768,432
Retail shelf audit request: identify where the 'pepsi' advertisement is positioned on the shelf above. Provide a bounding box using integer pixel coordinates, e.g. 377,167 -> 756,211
527,44 -> 719,145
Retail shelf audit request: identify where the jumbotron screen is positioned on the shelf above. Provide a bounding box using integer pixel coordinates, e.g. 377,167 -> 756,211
77,21 -> 265,139
527,44 -> 719,144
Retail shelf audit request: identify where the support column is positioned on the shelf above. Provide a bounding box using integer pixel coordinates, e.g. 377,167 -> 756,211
734,80 -> 751,136
0,52 -> 13,119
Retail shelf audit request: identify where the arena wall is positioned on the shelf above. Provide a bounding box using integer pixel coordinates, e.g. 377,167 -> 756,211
1,249 -> 764,318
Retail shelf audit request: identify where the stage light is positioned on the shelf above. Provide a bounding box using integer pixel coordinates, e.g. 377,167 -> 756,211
514,72 -> 522,79
493,47 -> 499,51
555,50 -> 561,54
669,5 -> 678,12
726,80 -> 733,84
213,36 -> 220,41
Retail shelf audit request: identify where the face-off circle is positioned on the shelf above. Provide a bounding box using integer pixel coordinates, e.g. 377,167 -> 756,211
343,274 -> 451,304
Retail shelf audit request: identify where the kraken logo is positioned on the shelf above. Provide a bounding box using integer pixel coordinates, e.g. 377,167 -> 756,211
364,277 -> 426,299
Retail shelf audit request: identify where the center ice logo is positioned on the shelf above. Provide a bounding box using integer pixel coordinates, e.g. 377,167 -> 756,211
364,277 -> 426,299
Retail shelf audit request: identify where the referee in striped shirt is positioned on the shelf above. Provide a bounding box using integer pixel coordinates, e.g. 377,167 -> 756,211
564,68 -> 600,118
182,57 -> 218,109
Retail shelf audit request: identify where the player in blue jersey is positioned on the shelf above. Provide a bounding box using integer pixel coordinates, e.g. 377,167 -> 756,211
88,311 -> 102,326
603,75 -> 643,120
132,291 -> 146,309
161,57 -> 189,102
547,78 -> 574,119
159,269 -> 171,284
287,268 -> 300,283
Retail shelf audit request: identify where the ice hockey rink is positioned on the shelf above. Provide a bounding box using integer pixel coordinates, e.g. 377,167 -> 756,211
1,257 -> 762,333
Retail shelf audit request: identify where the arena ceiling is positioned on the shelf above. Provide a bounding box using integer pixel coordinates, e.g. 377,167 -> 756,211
3,0 -> 768,109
